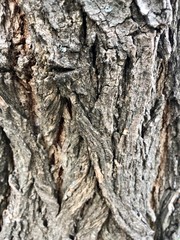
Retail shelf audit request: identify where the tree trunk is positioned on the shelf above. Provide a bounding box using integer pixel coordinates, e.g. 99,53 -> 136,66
0,0 -> 179,239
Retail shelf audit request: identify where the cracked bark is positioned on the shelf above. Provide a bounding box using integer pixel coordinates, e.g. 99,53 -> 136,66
0,0 -> 179,239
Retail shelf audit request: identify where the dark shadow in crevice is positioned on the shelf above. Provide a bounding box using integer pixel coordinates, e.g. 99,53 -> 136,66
0,128 -> 14,232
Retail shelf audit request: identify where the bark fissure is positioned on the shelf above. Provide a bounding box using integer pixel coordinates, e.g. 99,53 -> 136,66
0,128 -> 14,232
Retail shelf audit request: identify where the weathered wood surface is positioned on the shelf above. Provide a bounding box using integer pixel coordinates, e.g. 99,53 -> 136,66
0,0 -> 179,239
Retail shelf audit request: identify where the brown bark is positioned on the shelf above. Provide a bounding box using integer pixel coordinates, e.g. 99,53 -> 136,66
0,0 -> 179,239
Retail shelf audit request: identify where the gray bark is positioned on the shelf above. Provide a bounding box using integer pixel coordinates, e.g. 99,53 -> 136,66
0,0 -> 179,239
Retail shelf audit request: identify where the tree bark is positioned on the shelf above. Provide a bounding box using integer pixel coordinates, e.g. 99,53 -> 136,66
0,0 -> 179,239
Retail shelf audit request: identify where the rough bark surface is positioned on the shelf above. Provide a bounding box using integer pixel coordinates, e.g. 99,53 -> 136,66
0,0 -> 179,239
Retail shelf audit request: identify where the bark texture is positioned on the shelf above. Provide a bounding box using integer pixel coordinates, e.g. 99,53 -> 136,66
0,0 -> 179,239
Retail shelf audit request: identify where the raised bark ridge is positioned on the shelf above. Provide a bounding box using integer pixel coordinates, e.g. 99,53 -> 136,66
0,0 -> 179,239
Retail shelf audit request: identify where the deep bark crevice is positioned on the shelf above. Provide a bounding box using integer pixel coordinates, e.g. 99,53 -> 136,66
0,128 -> 14,232
122,55 -> 132,98
80,9 -> 87,45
